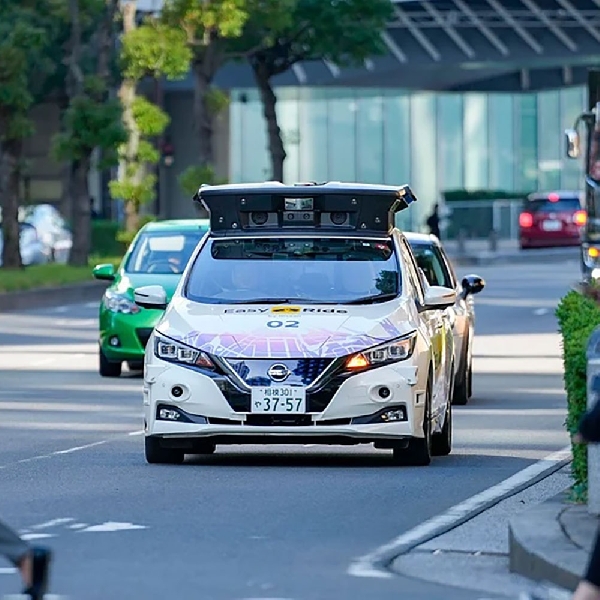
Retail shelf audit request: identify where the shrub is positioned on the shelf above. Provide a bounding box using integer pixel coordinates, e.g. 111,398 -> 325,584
556,289 -> 600,502
91,219 -> 123,256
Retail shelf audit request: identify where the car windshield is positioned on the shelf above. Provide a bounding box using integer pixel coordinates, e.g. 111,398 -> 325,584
410,244 -> 453,289
125,229 -> 206,275
185,237 -> 401,305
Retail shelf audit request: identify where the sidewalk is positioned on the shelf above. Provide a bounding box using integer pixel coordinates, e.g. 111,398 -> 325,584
509,491 -> 597,591
442,239 -> 580,267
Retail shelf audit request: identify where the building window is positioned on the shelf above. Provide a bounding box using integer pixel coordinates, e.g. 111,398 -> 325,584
383,91 -> 411,187
514,94 -> 538,191
298,88 -> 328,182
463,93 -> 489,189
410,92 -> 437,230
488,94 -> 515,191
327,89 -> 357,182
437,94 -> 464,192
560,86 -> 585,190
356,91 -> 384,184
238,89 -> 270,181
537,90 -> 561,190
277,87 -> 301,184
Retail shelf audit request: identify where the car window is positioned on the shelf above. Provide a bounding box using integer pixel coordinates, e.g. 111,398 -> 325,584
410,244 -> 453,289
398,237 -> 425,306
185,237 -> 402,305
525,195 -> 580,213
125,229 -> 207,274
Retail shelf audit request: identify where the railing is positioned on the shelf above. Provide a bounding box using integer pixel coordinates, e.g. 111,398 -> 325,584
441,199 -> 523,241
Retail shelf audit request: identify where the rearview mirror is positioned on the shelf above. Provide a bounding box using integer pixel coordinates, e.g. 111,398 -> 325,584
92,263 -> 116,281
461,274 -> 485,298
134,285 -> 168,310
423,285 -> 456,310
565,128 -> 580,159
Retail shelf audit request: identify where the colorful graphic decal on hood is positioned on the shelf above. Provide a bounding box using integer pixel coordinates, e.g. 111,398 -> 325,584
170,317 -> 405,359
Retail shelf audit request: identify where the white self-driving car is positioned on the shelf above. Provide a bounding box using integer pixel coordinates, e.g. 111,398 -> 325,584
134,182 -> 457,467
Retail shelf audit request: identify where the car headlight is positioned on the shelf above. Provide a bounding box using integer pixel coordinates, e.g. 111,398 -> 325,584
103,290 -> 140,314
345,332 -> 417,371
154,335 -> 214,369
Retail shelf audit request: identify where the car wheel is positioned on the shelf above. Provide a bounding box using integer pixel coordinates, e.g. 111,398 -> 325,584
127,361 -> 144,372
467,357 -> 473,399
192,442 -> 216,455
452,337 -> 470,406
432,371 -> 453,457
144,437 -> 185,465
392,376 -> 432,467
99,348 -> 122,377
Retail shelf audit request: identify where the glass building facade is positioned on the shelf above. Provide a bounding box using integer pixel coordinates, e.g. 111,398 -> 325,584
229,86 -> 587,230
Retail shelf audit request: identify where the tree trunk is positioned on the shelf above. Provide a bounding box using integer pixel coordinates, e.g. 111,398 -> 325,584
0,141 -> 23,269
192,60 -> 215,170
252,62 -> 286,182
68,155 -> 91,266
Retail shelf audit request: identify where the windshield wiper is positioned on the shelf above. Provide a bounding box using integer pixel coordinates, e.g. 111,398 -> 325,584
230,297 -> 320,305
343,293 -> 399,305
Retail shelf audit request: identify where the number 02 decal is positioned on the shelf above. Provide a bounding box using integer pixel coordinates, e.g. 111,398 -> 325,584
267,320 -> 300,328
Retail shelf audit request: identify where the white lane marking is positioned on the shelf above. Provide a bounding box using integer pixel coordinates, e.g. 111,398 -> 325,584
79,522 -> 147,533
68,523 -> 88,530
347,445 -> 572,579
0,568 -> 17,574
128,430 -> 144,436
533,308 -> 549,315
20,533 -> 56,541
30,518 -> 74,530
31,358 -> 56,367
49,306 -> 69,313
0,430 -> 142,470
84,301 -> 97,308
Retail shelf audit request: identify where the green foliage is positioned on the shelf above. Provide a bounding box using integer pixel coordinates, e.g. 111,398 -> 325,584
52,93 -> 127,163
556,289 -> 600,502
205,88 -> 230,115
178,165 -> 227,197
91,219 -> 124,256
108,172 -> 157,208
443,189 -> 533,202
132,97 -> 170,137
116,214 -> 157,245
121,18 -> 192,80
161,0 -> 249,41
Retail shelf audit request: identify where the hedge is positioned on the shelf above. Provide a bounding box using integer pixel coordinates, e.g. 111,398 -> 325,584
442,189 -> 533,202
556,289 -> 600,502
91,219 -> 124,257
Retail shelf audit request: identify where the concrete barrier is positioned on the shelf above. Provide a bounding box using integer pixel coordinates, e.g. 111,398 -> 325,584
0,280 -> 109,313
587,329 -> 600,516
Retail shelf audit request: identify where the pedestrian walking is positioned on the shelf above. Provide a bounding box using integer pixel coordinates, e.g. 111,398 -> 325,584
425,203 -> 441,238
0,520 -> 51,599
522,380 -> 600,600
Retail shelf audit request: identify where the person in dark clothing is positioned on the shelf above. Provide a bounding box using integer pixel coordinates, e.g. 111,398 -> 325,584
426,203 -> 441,238
0,522 -> 51,599
524,381 -> 600,600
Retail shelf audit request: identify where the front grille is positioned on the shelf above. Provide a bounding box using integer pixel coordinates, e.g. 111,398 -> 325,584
245,415 -> 312,427
136,327 -> 154,348
224,358 -> 334,388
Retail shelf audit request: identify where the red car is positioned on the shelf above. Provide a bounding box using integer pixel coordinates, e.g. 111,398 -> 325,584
518,191 -> 586,249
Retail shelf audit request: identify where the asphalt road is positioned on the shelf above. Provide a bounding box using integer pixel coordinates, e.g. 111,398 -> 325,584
0,259 -> 576,600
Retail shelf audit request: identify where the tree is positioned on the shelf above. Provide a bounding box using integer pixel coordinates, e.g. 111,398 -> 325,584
160,0 -> 250,187
240,0 -> 393,181
52,0 -> 128,266
109,2 -> 191,239
0,2 -> 56,269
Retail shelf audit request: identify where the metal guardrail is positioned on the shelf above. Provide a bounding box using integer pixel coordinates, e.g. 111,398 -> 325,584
441,199 -> 523,241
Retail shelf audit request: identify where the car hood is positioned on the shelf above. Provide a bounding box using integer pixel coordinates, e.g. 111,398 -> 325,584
112,272 -> 181,301
156,298 -> 416,359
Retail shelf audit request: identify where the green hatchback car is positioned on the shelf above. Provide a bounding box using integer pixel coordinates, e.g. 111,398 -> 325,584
92,219 -> 209,377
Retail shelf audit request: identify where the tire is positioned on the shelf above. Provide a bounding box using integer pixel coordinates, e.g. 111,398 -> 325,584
452,336 -> 470,406
99,348 -> 122,377
127,361 -> 144,372
432,370 -> 453,457
145,437 -> 185,465
192,442 -> 216,455
392,377 -> 432,467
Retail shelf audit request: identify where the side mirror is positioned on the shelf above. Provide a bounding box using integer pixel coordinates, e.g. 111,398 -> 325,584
565,128 -> 580,159
423,285 -> 456,310
93,263 -> 116,281
461,274 -> 486,298
134,285 -> 168,310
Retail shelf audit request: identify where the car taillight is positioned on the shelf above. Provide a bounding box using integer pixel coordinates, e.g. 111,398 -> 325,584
519,212 -> 533,228
573,210 -> 587,226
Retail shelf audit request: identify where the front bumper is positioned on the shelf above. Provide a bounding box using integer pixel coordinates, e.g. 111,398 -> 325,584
144,357 -> 428,446
100,308 -> 162,361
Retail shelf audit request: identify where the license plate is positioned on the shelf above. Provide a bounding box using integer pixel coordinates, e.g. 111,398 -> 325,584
542,220 -> 562,231
251,386 -> 306,413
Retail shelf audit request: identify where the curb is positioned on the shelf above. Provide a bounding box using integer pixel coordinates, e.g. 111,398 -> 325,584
0,280 -> 109,313
508,491 -> 587,591
448,249 -> 579,267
